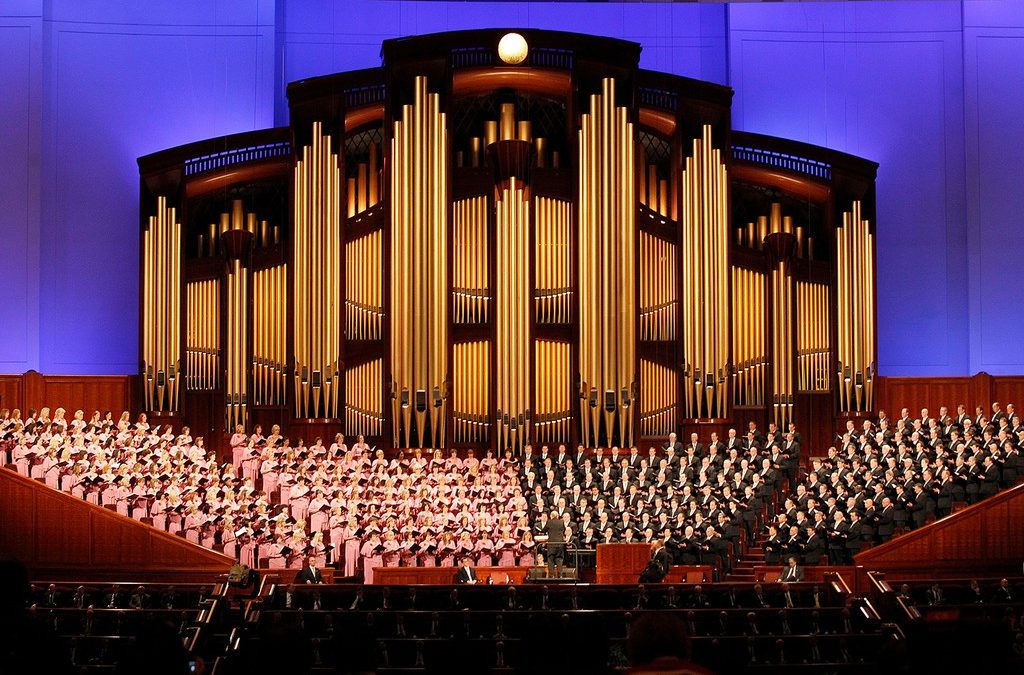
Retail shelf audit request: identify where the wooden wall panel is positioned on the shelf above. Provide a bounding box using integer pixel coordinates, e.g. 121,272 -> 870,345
876,373 -> 1024,420
855,482 -> 1024,577
0,371 -> 133,417
0,468 -> 232,579
0,375 -> 22,411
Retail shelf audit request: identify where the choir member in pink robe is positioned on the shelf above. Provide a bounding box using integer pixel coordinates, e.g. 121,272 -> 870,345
476,533 -> 495,567
400,533 -> 419,567
496,529 -> 517,567
518,532 -> 536,567
418,532 -> 438,567
229,425 -> 248,469
382,531 -> 401,567
360,533 -> 384,584
438,532 -> 457,567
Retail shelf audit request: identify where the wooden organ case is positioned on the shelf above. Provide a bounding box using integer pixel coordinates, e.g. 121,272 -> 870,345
138,30 -> 877,457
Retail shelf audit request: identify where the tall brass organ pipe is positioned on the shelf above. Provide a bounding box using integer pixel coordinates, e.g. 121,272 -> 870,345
731,267 -> 766,407
453,341 -> 490,444
681,125 -> 729,420
534,197 -> 572,324
390,76 -> 448,448
836,201 -> 875,413
577,78 -> 636,448
293,122 -> 343,419
453,196 -> 490,324
142,196 -> 181,413
637,144 -> 670,217
797,281 -> 830,392
186,279 -> 219,391
639,232 -> 677,341
226,257 -> 249,430
253,265 -> 287,405
770,261 -> 794,428
496,178 -> 531,453
345,359 -> 384,437
534,340 -> 570,444
345,231 -> 383,340
640,360 -> 677,437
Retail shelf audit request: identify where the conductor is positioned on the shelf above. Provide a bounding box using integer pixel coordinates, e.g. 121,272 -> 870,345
544,509 -> 567,577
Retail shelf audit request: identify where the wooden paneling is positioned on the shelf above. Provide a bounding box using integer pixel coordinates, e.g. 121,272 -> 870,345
0,371 -> 133,417
373,566 -> 531,585
596,543 -> 652,584
875,373 -> 1024,419
0,467 -> 232,580
854,482 -> 1024,578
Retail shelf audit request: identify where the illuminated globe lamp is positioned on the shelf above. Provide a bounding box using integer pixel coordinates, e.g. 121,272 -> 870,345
498,32 -> 529,65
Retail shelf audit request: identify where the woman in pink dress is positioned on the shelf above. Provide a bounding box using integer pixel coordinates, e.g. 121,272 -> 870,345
382,530 -> 401,568
518,531 -> 536,567
360,532 -> 384,584
476,532 -> 495,567
341,516 -> 361,578
229,425 -> 248,469
438,531 -> 457,567
400,532 -> 419,567
418,529 -> 438,567
496,527 -> 517,567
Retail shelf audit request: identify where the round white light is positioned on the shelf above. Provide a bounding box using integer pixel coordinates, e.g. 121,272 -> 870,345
498,32 -> 529,65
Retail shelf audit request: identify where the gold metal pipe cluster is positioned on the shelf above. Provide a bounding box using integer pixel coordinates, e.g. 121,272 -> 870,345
293,121 -> 343,419
534,340 -> 570,445
534,196 -> 571,325
639,232 -> 677,341
345,359 -> 384,437
836,201 -> 875,413
496,178 -> 532,453
457,103 -> 558,169
346,141 -> 381,217
253,264 -> 287,405
452,196 -> 490,324
638,153 -> 670,217
770,261 -> 794,427
797,281 -> 830,392
639,359 -> 677,437
578,77 -> 636,448
142,196 -> 181,412
731,267 -> 766,407
452,341 -> 490,444
345,230 -> 383,340
681,124 -> 729,420
390,76 -> 448,448
185,279 -> 219,391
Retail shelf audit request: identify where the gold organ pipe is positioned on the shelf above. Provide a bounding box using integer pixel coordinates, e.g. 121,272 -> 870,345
368,141 -> 379,207
390,77 -> 447,447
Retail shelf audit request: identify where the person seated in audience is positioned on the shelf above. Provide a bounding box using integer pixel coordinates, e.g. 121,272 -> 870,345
777,556 -> 804,582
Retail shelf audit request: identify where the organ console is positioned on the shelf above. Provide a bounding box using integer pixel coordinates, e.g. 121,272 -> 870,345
137,29 -> 878,455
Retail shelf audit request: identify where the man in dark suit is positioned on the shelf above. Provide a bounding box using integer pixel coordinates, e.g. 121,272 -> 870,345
545,510 -> 567,577
296,556 -> 324,584
455,556 -> 478,584
802,525 -> 826,565
777,556 -> 804,582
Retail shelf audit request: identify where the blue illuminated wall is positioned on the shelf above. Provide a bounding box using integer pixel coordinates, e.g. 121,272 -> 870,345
0,1 -> 1021,376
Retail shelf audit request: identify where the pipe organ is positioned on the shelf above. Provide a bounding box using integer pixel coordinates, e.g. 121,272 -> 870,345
534,197 -> 571,325
578,77 -> 636,449
732,268 -> 766,407
453,197 -> 490,324
293,121 -> 343,420
345,359 -> 384,438
186,280 -> 219,391
797,281 -> 830,393
495,178 -> 532,452
142,196 -> 181,413
139,29 -> 878,453
389,76 -> 448,449
345,231 -> 383,340
680,125 -> 729,420
253,265 -> 287,406
453,341 -> 491,444
836,201 -> 876,413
